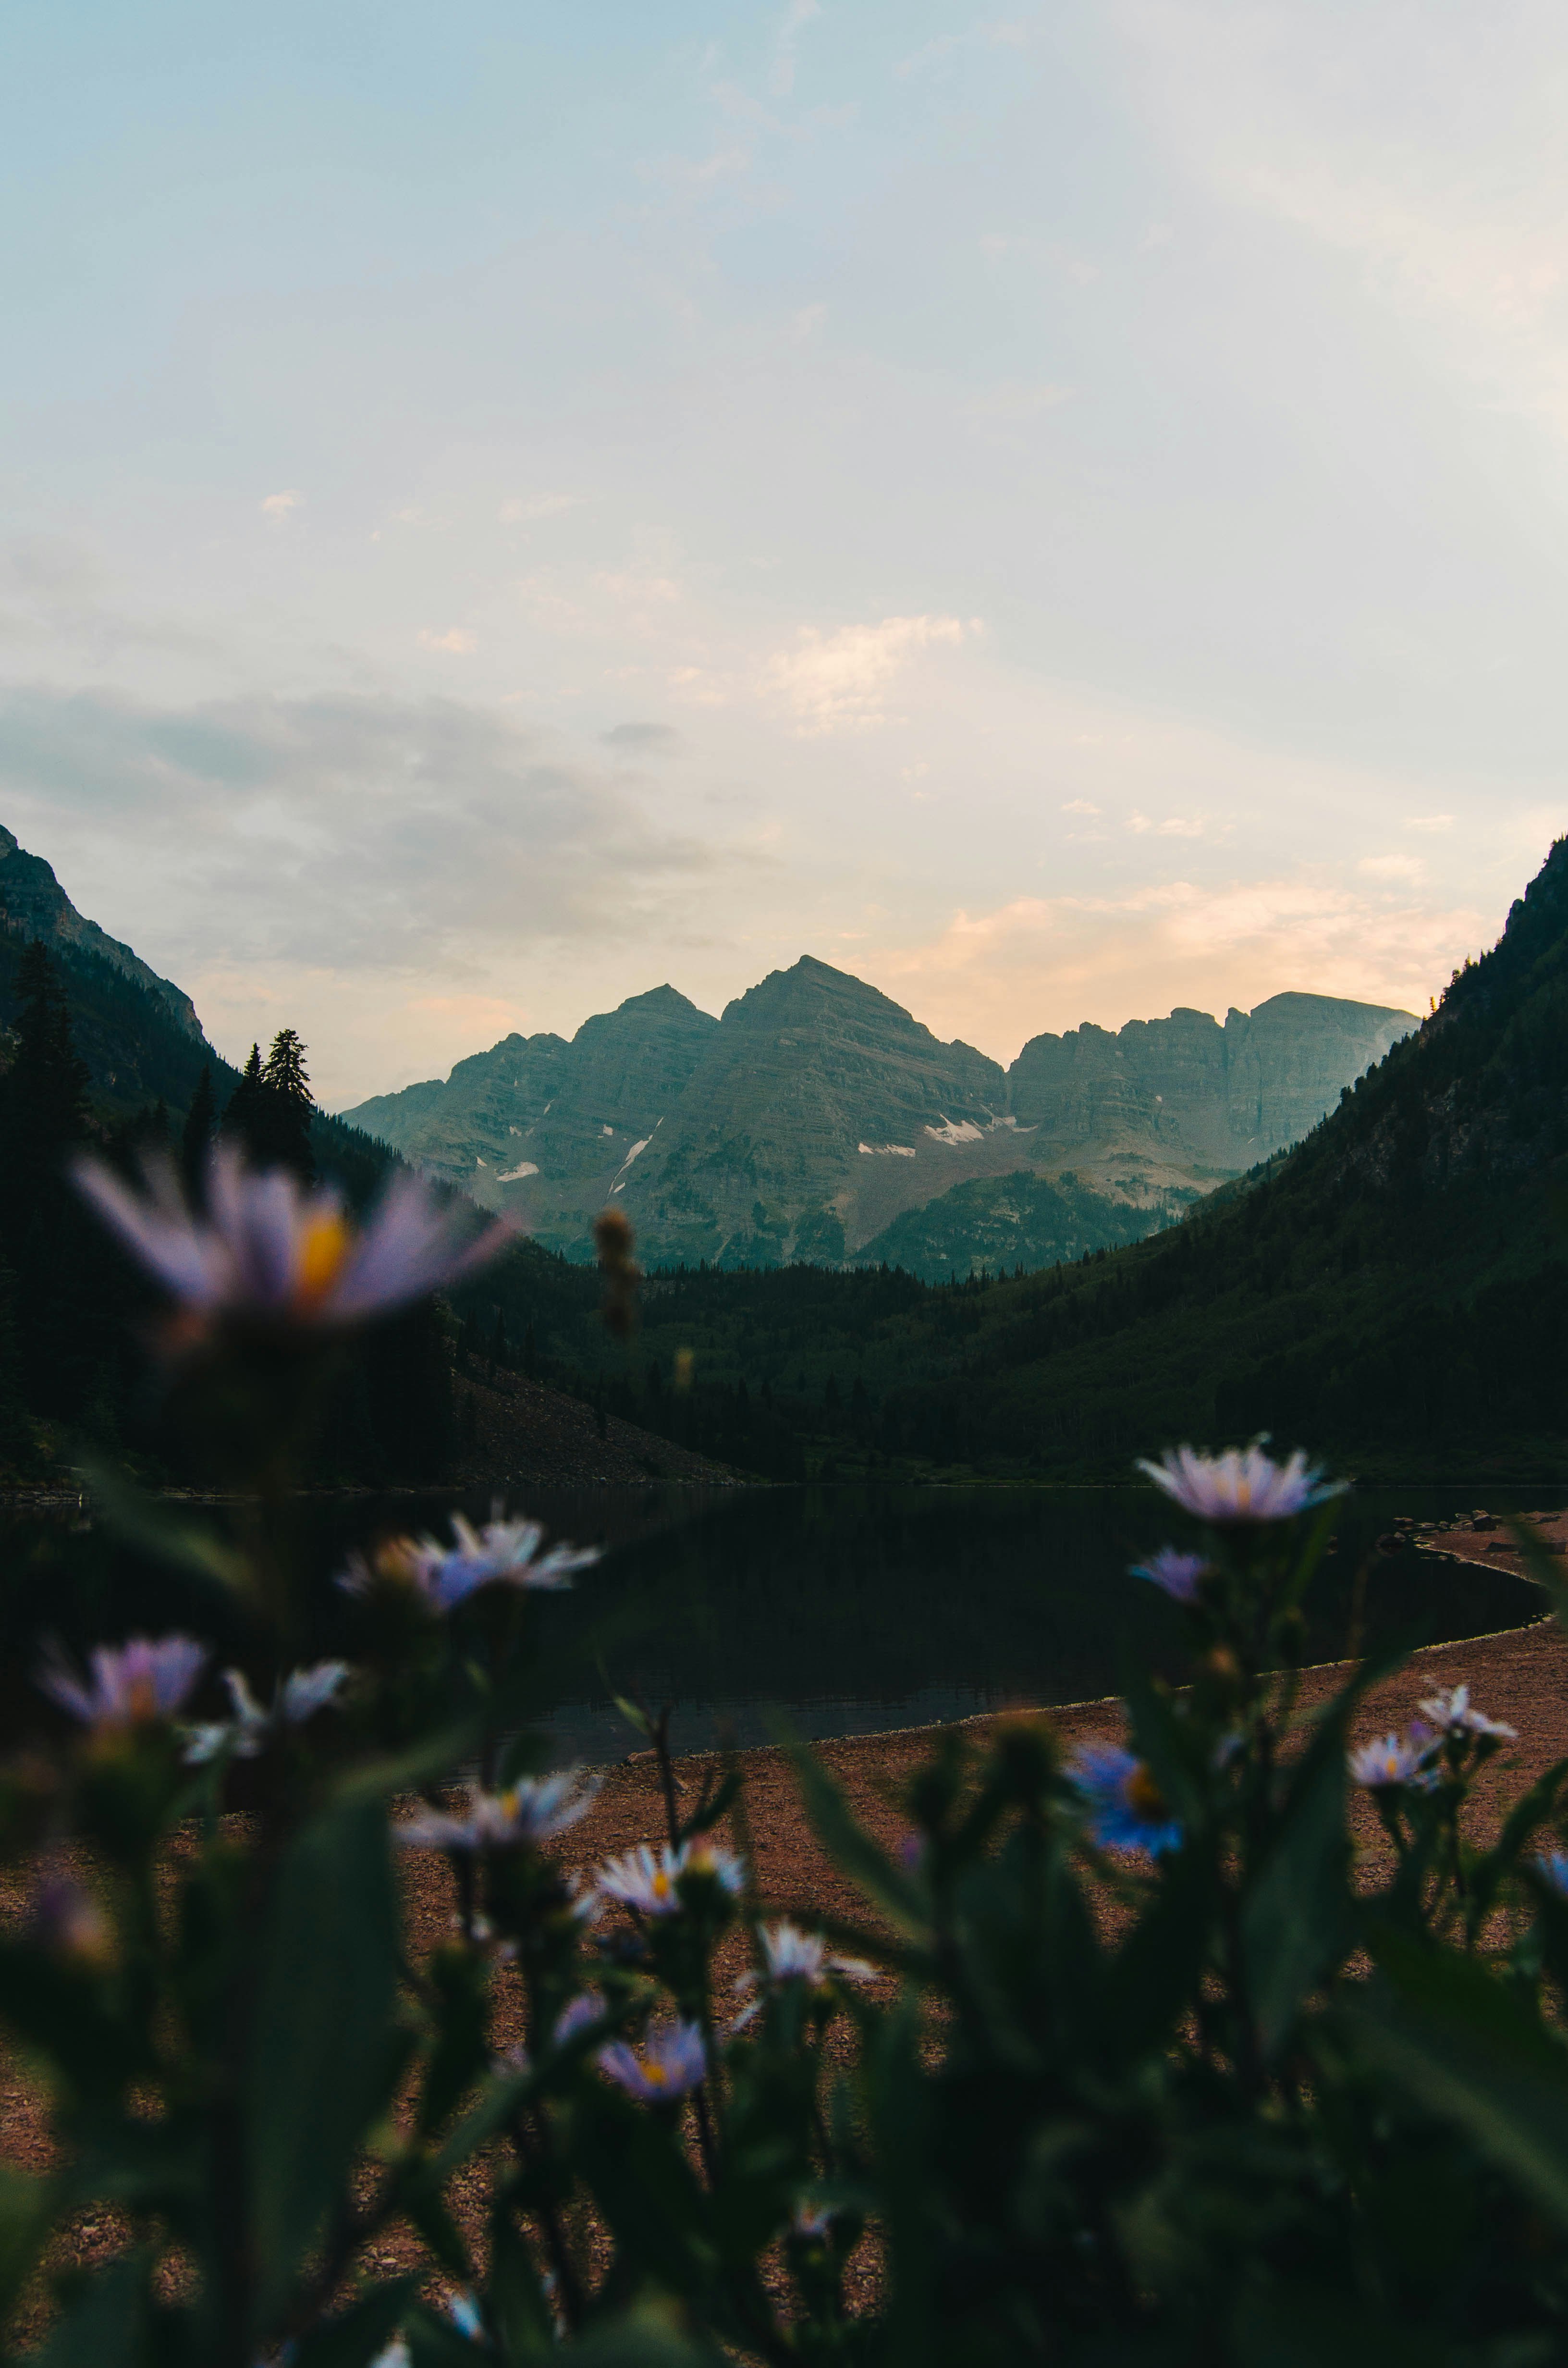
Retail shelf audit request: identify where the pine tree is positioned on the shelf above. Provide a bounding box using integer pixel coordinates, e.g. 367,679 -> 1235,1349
181,1062 -> 217,1194
0,942 -> 123,1425
0,940 -> 90,1232
259,1028 -> 316,1180
222,1045 -> 265,1154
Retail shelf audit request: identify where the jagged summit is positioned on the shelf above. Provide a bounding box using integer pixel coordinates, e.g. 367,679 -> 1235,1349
0,823 -> 205,1041
340,953 -> 1414,1271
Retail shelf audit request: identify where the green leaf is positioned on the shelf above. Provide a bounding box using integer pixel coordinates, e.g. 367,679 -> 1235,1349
0,2162 -> 56,2335
31,2252 -> 149,2368
774,1730 -> 929,1940
1241,1709 -> 1353,2059
862,1993 -> 937,2368
294,2278 -> 422,2368
74,1454 -> 248,1592
557,2295 -> 723,2367
246,1800 -> 402,2326
1346,1931 -> 1568,2230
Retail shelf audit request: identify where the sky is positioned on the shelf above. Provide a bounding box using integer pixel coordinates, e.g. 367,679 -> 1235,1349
4,1 -> 1568,1108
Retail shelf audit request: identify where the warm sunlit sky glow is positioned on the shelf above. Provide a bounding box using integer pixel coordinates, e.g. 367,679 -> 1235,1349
4,1 -> 1568,1105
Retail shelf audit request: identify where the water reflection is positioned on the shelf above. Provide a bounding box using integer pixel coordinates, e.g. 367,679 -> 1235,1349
3,1481 -> 1543,1764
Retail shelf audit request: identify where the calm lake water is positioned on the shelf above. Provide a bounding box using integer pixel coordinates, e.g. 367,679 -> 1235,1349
2,1482 -> 1554,1764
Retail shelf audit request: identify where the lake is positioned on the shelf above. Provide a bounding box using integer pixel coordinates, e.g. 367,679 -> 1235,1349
1,1481 -> 1552,1764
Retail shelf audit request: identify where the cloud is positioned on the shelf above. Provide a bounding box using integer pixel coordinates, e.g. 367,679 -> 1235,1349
965,379 -> 1071,425
498,493 -> 582,524
871,870 -> 1493,1058
259,491 -> 304,519
1359,853 -> 1427,883
602,721 -> 683,753
0,688 -> 715,978
770,0 -> 821,98
1406,813 -> 1457,832
1060,798 -> 1100,814
761,613 -> 974,733
895,21 -> 1034,80
417,627 -> 477,653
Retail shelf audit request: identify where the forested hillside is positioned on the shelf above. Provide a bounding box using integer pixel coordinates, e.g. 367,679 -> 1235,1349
452,837 -> 1568,1481
0,930 -> 448,1485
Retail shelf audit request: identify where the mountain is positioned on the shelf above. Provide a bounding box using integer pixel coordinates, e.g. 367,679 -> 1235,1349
451,837 -> 1568,1483
343,958 -> 1412,1274
0,825 -> 202,1042
848,837 -> 1568,1476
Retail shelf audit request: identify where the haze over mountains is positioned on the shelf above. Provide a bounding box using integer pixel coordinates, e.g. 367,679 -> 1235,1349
342,959 -> 1414,1279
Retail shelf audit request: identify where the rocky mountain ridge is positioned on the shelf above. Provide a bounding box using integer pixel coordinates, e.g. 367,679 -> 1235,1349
0,825 -> 204,1042
341,955 -> 1413,1273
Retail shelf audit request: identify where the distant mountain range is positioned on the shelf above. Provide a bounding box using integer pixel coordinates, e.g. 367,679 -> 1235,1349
341,960 -> 1414,1278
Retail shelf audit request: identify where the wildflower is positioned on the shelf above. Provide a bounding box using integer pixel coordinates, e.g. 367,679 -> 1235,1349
1130,1546 -> 1211,1604
1137,1443 -> 1345,1526
1415,1683 -> 1518,1743
552,1989 -> 608,2046
595,1838 -> 746,1918
1535,1849 -> 1568,1899
735,1919 -> 879,1995
598,2020 -> 707,2102
791,2199 -> 836,2242
398,1770 -> 601,1851
1067,1741 -> 1183,1858
340,1506 -> 600,1612
37,1635 -> 207,1729
1347,1731 -> 1437,1790
73,1146 -> 513,1337
27,1867 -> 116,1969
183,1660 -> 350,1764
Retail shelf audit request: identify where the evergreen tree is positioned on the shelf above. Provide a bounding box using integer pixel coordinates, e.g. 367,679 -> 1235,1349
222,1045 -> 265,1155
181,1062 -> 217,1193
0,940 -> 90,1232
258,1028 -> 316,1180
0,942 -> 124,1424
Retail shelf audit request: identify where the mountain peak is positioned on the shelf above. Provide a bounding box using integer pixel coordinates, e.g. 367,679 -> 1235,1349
0,821 -> 205,1040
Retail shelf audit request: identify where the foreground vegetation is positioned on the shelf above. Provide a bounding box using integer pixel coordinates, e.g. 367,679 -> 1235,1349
8,1153 -> 1568,2362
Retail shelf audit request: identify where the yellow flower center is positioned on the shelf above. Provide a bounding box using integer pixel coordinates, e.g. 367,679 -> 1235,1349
294,1210 -> 353,1308
651,1872 -> 674,1902
642,2060 -> 668,2087
1125,1764 -> 1169,1821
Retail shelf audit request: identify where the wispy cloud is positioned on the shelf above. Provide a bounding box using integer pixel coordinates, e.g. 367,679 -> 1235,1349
770,0 -> 822,99
259,490 -> 304,520
760,614 -> 975,733
0,689 -> 717,982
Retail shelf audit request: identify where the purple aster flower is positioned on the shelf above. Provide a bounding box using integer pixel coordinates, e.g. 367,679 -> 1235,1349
28,1866 -> 115,1967
791,2199 -> 836,2242
1130,1546 -> 1211,1604
1066,1741 -> 1183,1858
74,1146 -> 513,1338
183,1660 -> 350,1765
37,1634 -> 207,1729
398,1769 -> 601,1851
339,1505 -> 598,1612
1415,1683 -> 1518,1742
736,1919 -> 878,1994
598,2020 -> 707,2103
595,1838 -> 745,1917
1347,1731 -> 1438,1790
1137,1444 -> 1345,1526
552,1989 -> 608,2046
